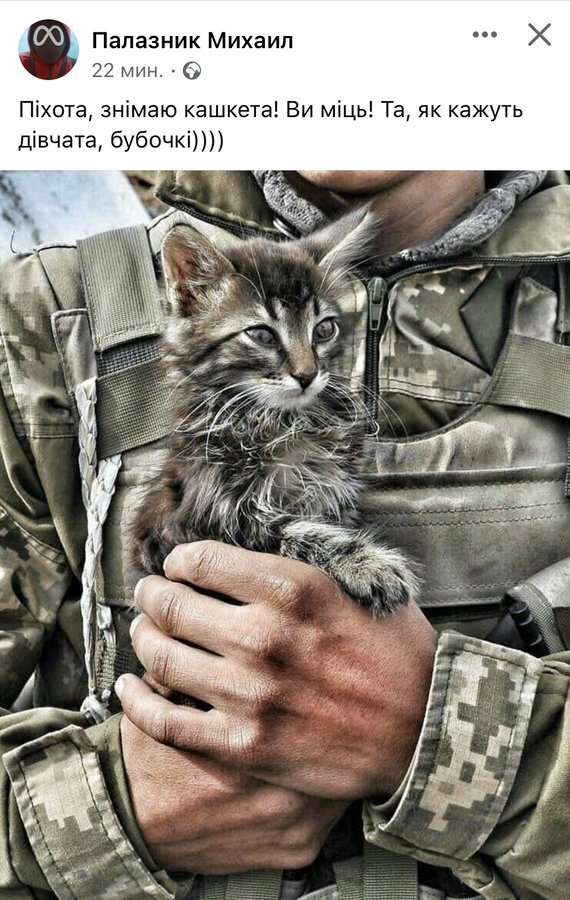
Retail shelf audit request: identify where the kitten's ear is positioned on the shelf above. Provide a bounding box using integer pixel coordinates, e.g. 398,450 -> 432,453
161,226 -> 234,317
302,205 -> 397,274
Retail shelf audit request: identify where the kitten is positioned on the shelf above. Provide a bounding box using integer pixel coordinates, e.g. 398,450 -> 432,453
132,208 -> 419,615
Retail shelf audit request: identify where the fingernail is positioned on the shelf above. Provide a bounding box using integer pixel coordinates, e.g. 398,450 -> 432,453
163,552 -> 173,573
129,614 -> 142,638
115,677 -> 125,698
134,579 -> 144,603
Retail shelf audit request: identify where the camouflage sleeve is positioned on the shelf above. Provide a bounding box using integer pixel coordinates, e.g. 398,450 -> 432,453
0,374 -> 73,709
0,251 -> 76,709
363,632 -> 570,899
0,709 -> 191,898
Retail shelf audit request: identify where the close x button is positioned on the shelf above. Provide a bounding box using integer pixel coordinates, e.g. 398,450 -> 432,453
528,22 -> 552,46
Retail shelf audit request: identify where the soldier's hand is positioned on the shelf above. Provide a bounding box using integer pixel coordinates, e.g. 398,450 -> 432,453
120,716 -> 346,873
116,541 -> 436,800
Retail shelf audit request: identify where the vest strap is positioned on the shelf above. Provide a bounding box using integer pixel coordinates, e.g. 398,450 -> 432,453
333,856 -> 362,900
363,843 -> 418,900
77,224 -> 162,352
334,843 -> 419,900
225,870 -> 282,899
487,333 -> 570,419
202,877 -> 226,900
93,329 -> 570,461
96,358 -> 175,458
202,870 -> 282,900
556,262 -> 570,496
557,261 -> 570,335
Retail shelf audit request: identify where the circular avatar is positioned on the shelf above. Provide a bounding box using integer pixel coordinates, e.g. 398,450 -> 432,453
19,20 -> 78,80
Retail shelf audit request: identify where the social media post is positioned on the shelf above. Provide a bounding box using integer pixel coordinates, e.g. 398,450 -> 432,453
0,0 -> 567,168
1,4 -> 569,900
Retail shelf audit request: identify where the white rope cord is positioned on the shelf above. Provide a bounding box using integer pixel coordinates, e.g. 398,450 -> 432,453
76,378 -> 122,724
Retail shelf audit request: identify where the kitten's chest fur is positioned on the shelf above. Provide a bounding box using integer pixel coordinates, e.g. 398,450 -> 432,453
172,413 -> 365,550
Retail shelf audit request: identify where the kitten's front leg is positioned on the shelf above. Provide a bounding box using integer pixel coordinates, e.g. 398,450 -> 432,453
280,520 -> 419,616
132,483 -> 197,576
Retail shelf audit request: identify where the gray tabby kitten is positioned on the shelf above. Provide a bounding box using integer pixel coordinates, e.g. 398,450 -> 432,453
133,209 -> 419,615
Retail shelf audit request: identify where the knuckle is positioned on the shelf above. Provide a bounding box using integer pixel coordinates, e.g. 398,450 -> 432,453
273,572 -> 315,621
237,618 -> 268,656
156,588 -> 183,634
240,618 -> 287,668
246,677 -> 278,715
189,540 -> 217,582
275,574 -> 301,605
228,721 -> 265,764
148,707 -> 173,744
148,640 -> 176,686
210,663 -> 239,702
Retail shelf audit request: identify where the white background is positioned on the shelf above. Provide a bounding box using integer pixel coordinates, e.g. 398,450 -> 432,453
1,1 -> 567,168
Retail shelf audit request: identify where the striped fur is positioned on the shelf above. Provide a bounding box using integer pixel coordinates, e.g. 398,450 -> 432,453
133,211 -> 418,615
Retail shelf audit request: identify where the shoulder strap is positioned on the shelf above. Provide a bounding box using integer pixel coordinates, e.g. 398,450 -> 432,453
76,224 -> 162,352
71,224 -> 165,720
76,223 -> 175,457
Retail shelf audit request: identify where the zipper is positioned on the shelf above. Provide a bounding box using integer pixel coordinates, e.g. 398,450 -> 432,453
364,277 -> 388,420
364,253 -> 570,418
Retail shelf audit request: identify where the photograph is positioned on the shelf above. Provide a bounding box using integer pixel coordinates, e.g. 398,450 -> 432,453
1,0 -> 569,897
1,168 -> 569,900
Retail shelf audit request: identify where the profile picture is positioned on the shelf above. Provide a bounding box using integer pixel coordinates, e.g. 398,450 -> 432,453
19,20 -> 78,80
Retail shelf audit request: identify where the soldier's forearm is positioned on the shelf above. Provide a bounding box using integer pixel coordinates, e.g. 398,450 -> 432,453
0,709 -> 184,898
363,634 -> 570,900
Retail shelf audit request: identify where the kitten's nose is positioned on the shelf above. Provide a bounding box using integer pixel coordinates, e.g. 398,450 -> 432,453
292,371 -> 317,391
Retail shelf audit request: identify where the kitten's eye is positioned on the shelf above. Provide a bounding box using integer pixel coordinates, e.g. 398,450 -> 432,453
313,318 -> 338,343
245,326 -> 280,347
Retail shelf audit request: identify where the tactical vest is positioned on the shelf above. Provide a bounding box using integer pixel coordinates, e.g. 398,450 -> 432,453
39,205 -> 570,900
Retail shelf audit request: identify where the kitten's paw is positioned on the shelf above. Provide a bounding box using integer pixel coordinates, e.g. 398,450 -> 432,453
132,527 -> 173,578
334,545 -> 420,616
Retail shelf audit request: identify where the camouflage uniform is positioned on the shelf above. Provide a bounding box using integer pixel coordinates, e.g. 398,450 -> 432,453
1,170 -> 570,899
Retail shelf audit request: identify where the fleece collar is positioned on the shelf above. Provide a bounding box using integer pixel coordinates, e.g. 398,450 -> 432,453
253,171 -> 547,272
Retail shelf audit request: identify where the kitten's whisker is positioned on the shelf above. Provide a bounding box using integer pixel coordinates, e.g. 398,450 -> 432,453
317,247 -> 342,297
175,380 -> 255,430
329,372 -> 408,437
204,389 -> 257,460
234,272 -> 264,300
320,262 -> 362,296
247,243 -> 268,302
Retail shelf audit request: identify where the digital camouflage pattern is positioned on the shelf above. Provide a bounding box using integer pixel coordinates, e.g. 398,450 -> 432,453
3,725 -> 182,900
0,510 -> 71,708
364,640 -> 570,900
0,171 -> 570,899
364,635 -> 543,857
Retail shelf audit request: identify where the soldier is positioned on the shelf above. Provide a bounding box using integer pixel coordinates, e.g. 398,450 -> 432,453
0,170 -> 569,899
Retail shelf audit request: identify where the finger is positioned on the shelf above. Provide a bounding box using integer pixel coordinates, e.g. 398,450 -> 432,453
130,613 -> 238,707
142,671 -> 177,699
164,540 -> 307,606
136,574 -> 241,655
116,674 -> 228,755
